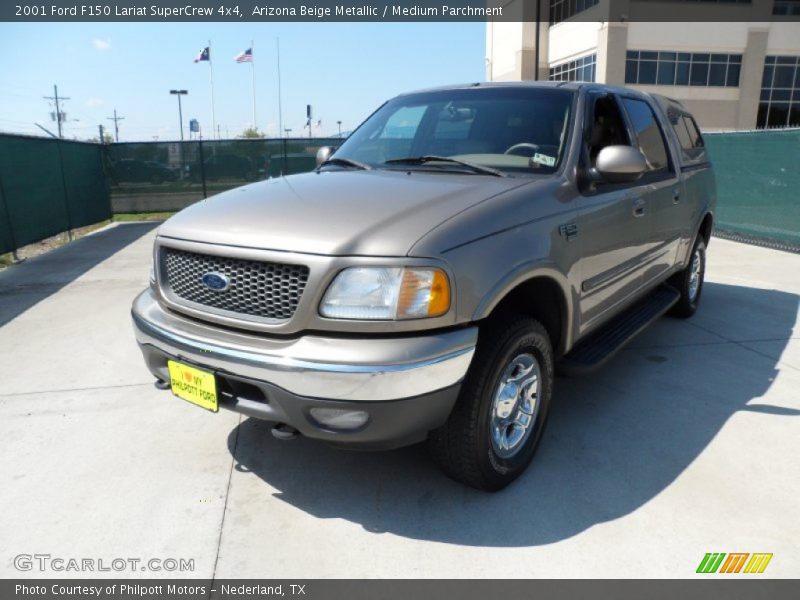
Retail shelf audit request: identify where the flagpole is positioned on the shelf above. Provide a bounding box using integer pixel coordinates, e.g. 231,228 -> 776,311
251,39 -> 257,131
208,39 -> 217,139
276,37 -> 283,138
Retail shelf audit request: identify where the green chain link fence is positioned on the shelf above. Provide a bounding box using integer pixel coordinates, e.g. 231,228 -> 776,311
1,130 -> 798,255
103,138 -> 343,213
0,134 -> 110,255
704,128 -> 800,249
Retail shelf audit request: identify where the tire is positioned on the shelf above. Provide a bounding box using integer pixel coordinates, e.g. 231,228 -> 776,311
669,237 -> 706,318
428,314 -> 554,491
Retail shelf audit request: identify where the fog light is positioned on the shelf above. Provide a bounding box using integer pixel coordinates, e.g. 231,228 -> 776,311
309,408 -> 369,430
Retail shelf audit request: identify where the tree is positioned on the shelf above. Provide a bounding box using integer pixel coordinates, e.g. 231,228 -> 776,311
239,127 -> 266,139
89,133 -> 114,144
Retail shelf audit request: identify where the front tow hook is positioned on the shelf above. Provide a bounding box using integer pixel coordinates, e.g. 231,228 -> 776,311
271,423 -> 300,440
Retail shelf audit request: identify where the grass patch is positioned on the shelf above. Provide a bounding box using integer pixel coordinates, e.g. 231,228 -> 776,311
113,212 -> 176,222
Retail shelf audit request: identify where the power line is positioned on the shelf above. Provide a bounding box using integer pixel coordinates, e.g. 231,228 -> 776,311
107,109 -> 124,142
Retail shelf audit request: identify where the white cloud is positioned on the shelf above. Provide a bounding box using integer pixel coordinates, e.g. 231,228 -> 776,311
85,97 -> 104,108
91,38 -> 111,51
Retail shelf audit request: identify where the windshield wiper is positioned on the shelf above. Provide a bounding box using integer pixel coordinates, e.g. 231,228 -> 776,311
384,155 -> 505,177
318,157 -> 371,171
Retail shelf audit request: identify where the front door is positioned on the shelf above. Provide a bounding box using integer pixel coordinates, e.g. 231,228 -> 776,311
574,92 -> 655,334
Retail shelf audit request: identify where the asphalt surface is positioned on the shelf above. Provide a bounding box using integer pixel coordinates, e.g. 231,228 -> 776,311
0,222 -> 798,578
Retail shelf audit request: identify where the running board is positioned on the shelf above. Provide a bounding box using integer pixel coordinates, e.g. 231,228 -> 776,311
558,285 -> 680,376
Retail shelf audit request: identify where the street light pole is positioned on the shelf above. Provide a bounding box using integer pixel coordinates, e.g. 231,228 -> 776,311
337,120 -> 342,137
170,89 -> 188,141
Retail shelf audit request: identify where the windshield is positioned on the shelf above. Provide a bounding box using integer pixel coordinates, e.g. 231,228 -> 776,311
332,87 -> 575,175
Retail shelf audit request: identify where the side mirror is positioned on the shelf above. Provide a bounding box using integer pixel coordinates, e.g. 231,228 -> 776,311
595,145 -> 647,183
316,146 -> 334,167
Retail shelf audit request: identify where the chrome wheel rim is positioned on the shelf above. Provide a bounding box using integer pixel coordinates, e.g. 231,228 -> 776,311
688,248 -> 702,302
490,352 -> 541,459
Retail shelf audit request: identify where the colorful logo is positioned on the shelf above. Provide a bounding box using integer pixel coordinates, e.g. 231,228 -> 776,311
697,553 -> 773,574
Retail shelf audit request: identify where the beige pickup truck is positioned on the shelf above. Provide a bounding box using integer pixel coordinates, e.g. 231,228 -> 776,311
133,82 -> 715,490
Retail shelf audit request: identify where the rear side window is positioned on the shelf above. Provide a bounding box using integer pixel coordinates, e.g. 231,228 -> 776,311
667,107 -> 707,162
620,97 -> 671,173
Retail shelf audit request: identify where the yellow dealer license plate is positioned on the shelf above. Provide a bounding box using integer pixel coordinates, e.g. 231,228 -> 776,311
167,360 -> 218,412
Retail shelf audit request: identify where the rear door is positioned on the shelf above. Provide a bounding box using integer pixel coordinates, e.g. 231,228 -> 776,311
617,95 -> 683,287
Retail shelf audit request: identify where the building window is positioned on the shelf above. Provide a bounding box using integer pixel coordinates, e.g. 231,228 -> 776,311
758,56 -> 800,129
773,0 -> 800,15
549,54 -> 596,82
625,51 -> 741,87
550,0 -> 599,25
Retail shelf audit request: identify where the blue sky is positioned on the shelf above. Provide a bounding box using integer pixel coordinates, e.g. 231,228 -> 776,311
0,22 -> 485,141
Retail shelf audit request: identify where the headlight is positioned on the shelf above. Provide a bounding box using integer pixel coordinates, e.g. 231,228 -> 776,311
320,267 -> 450,320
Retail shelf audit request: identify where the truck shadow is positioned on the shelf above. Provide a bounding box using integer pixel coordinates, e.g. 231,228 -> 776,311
0,222 -> 159,327
227,281 -> 799,547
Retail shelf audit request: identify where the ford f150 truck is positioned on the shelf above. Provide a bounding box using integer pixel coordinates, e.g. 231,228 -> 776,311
132,82 -> 715,491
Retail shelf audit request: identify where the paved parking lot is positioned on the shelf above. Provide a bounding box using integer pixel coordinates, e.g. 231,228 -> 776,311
0,222 -> 798,578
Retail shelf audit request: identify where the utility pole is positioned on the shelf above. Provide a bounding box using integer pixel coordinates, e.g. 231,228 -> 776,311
43,84 -> 69,138
107,109 -> 124,142
337,120 -> 342,137
98,124 -> 105,143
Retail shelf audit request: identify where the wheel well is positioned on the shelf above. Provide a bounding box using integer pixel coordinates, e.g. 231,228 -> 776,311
699,213 -> 713,246
488,277 -> 566,356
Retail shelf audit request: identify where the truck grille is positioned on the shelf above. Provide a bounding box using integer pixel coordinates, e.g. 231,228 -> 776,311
161,248 -> 309,321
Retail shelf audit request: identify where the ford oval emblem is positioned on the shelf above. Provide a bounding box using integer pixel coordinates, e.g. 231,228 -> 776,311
201,272 -> 230,292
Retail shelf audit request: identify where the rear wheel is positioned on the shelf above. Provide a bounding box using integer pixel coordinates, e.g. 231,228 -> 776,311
428,314 -> 553,491
669,237 -> 706,318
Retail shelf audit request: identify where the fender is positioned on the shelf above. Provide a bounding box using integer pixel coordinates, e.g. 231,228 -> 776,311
473,261 -> 577,355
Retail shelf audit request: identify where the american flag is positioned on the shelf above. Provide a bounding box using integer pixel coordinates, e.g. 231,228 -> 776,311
194,46 -> 210,63
235,48 -> 253,63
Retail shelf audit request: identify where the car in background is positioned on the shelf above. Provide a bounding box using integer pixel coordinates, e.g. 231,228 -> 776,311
190,153 -> 255,182
111,159 -> 178,185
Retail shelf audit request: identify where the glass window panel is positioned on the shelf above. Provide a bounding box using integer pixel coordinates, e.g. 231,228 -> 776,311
774,66 -> 795,88
659,52 -> 677,61
776,56 -> 797,65
639,61 -> 657,84
625,60 -> 638,83
729,55 -> 742,64
693,53 -> 710,63
627,50 -> 638,59
789,104 -> 800,128
760,89 -> 771,101
771,89 -> 792,101
765,56 -> 777,65
641,51 -> 658,60
762,65 -> 774,87
678,53 -> 691,62
726,64 -> 741,86
767,103 -> 790,128
756,103 -> 769,128
709,63 -> 727,86
657,61 -> 676,85
621,98 -> 670,170
676,62 -> 690,85
690,62 -> 709,86
710,54 -> 728,62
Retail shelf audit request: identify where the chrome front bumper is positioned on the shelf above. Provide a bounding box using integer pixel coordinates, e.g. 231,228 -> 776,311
132,289 -> 477,402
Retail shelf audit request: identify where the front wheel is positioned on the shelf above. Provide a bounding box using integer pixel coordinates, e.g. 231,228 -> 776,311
669,237 -> 706,318
428,314 -> 554,491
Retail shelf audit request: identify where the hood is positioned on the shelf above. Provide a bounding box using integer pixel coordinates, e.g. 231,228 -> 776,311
158,170 -> 530,256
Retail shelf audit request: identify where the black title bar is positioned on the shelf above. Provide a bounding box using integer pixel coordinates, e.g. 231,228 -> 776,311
3,0 -> 800,22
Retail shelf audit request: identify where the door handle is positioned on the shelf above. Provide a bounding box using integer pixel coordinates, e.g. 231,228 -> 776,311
672,187 -> 681,204
632,197 -> 646,218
